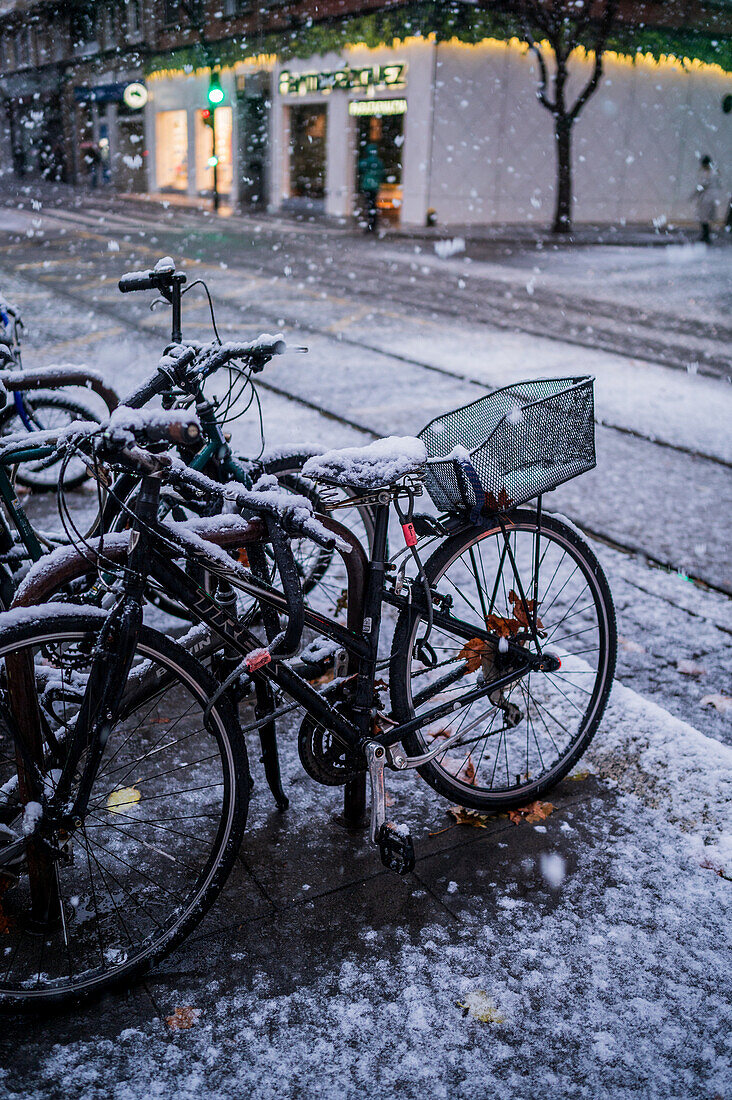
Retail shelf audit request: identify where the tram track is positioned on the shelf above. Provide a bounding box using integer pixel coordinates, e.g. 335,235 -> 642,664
14,199 -> 732,380
0,232 -> 729,597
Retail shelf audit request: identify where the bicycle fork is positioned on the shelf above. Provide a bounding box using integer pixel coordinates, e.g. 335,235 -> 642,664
56,477 -> 158,827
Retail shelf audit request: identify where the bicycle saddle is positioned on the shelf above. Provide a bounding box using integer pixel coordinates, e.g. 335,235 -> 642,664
302,436 -> 427,491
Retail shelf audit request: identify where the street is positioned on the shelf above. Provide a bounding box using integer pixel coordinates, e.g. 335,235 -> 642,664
0,189 -> 730,1099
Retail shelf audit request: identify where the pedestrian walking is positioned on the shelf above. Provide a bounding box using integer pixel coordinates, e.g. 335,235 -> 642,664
693,155 -> 722,243
358,142 -> 385,234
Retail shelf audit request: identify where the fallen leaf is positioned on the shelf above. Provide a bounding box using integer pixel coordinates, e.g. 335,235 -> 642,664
484,489 -> 513,513
447,805 -> 493,829
149,717 -> 171,725
457,990 -> 504,1024
458,638 -> 488,672
0,880 -> 13,934
508,590 -> 545,636
461,757 -> 477,785
310,669 -> 334,686
333,589 -> 348,616
237,548 -> 250,566
166,1006 -> 201,1031
508,800 -> 554,824
106,786 -> 141,814
676,659 -> 706,677
700,693 -> 732,714
569,770 -> 590,782
485,613 -> 519,638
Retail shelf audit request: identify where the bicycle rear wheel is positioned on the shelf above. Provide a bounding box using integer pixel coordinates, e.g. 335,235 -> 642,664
390,511 -> 616,811
0,611 -> 249,1009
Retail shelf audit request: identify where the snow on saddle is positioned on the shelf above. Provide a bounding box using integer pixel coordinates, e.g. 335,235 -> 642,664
301,436 -> 427,491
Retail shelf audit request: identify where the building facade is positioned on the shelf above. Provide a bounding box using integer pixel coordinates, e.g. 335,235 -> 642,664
2,1 -> 731,227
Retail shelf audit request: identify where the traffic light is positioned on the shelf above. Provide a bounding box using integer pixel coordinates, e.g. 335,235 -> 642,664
208,71 -> 225,107
201,108 -> 214,130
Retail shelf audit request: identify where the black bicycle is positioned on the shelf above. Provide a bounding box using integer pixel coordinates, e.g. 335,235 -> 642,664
0,376 -> 616,1007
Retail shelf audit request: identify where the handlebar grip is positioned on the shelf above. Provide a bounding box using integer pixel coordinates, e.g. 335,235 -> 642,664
118,272 -> 155,293
163,421 -> 201,446
123,373 -> 166,409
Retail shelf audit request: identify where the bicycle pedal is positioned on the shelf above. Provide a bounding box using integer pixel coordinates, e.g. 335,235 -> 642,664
378,823 -> 415,875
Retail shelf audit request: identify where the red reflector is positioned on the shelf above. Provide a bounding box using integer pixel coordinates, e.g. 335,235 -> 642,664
245,649 -> 271,671
402,522 -> 418,547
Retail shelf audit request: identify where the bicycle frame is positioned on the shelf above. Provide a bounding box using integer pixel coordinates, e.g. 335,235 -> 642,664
117,499 -> 539,762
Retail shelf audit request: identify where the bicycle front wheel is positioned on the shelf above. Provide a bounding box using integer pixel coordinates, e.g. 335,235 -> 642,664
390,511 -> 616,811
0,391 -> 100,490
0,611 -> 249,1009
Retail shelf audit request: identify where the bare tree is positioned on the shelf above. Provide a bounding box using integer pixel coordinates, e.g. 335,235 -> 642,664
519,0 -> 619,233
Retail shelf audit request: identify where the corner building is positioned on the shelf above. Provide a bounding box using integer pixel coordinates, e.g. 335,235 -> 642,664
147,30 -> 732,228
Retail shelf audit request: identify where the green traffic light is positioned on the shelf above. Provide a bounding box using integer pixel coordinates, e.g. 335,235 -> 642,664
208,72 -> 225,106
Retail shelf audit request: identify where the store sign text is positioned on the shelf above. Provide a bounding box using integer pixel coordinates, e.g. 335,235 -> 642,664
278,64 -> 407,97
349,99 -> 407,117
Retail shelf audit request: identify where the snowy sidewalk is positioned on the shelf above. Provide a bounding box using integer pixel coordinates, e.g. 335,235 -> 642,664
1,676 -> 729,1100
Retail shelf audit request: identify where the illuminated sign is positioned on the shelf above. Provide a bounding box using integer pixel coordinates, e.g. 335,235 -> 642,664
279,63 -> 406,97
349,99 -> 407,117
123,82 -> 148,109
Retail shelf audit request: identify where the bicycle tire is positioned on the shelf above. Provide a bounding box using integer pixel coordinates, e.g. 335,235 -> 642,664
0,391 -> 101,491
0,610 -> 249,1010
389,511 -> 616,811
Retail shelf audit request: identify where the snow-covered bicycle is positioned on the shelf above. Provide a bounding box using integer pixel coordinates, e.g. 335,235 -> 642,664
0,375 -> 615,1008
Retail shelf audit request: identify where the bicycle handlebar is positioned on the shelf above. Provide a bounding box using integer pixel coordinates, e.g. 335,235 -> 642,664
118,258 -> 185,296
104,408 -> 201,449
122,338 -> 286,409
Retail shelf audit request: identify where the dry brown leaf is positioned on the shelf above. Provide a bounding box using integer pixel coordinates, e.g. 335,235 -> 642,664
676,659 -> 706,677
447,805 -> 493,829
508,590 -> 545,635
458,638 -> 487,672
0,880 -> 13,934
484,489 -> 513,513
166,1006 -> 201,1031
149,717 -> 171,725
508,800 -> 554,824
310,669 -> 334,686
461,757 -> 477,785
333,589 -> 348,616
700,693 -> 732,714
457,990 -> 504,1024
237,548 -> 250,566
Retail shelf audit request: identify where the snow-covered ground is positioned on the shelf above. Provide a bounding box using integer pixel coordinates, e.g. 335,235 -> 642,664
0,201 -> 729,1099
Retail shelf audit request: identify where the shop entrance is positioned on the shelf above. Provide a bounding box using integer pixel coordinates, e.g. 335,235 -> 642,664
354,104 -> 405,225
237,83 -> 269,208
288,105 -> 327,211
155,109 -> 188,192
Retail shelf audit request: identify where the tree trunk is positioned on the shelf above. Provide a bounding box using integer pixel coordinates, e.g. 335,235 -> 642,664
553,118 -> 573,234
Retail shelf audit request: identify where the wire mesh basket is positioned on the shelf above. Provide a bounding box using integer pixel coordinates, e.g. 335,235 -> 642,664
419,376 -> 596,516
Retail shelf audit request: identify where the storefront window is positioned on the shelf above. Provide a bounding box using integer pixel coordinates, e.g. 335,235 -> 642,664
195,107 -> 233,197
155,110 -> 188,191
289,105 -> 327,200
354,104 -> 405,223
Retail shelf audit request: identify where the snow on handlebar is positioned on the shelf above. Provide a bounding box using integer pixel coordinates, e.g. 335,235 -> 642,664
104,406 -> 201,447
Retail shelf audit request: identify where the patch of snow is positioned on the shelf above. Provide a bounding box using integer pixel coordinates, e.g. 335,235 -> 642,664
302,437 -> 427,489
21,801 -> 42,836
